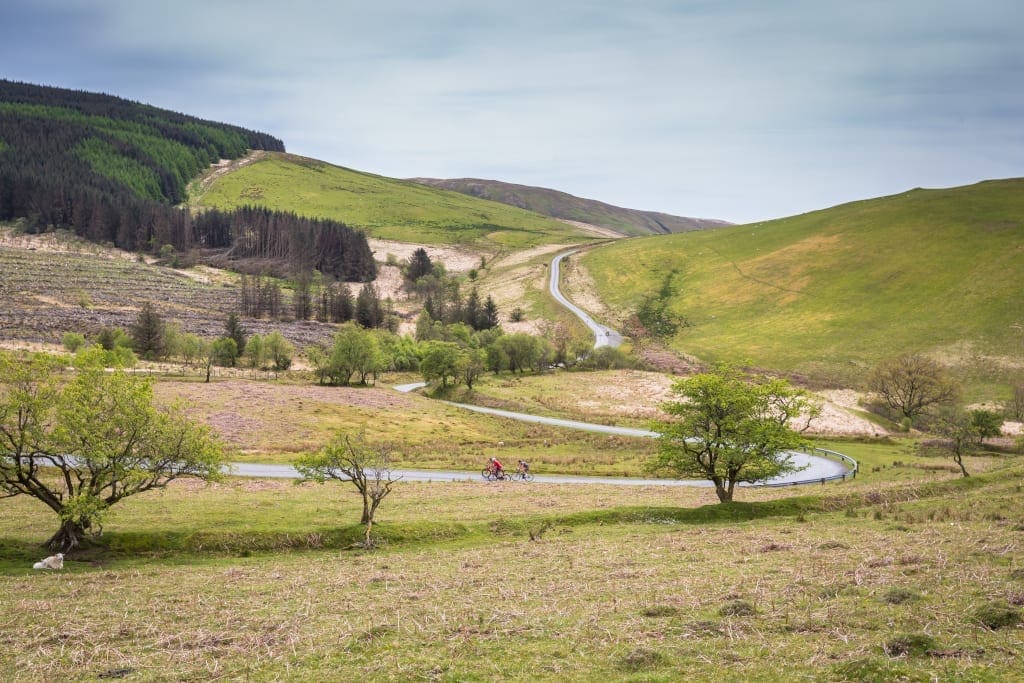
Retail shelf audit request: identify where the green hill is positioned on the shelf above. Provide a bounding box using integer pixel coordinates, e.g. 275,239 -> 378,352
582,179 -> 1024,394
410,177 -> 730,236
193,152 -> 596,250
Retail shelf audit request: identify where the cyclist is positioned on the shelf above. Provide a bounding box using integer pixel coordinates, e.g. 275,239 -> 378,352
516,459 -> 530,475
489,457 -> 504,478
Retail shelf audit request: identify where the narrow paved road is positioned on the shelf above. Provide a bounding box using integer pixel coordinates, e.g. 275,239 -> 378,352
228,454 -> 848,487
550,250 -> 623,348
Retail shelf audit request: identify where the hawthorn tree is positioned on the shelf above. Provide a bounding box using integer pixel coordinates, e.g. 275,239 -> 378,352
296,433 -> 401,548
651,365 -> 817,502
0,351 -> 224,551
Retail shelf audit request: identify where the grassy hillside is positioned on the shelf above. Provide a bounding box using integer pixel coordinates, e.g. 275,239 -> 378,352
193,153 -> 594,250
410,176 -> 731,236
581,179 -> 1024,394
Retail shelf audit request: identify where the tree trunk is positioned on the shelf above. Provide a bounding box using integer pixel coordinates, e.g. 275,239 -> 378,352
713,479 -> 733,503
953,454 -> 970,478
45,519 -> 89,553
360,496 -> 371,525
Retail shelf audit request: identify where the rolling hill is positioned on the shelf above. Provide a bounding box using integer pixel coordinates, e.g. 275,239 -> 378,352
580,179 -> 1024,394
192,152 -> 597,250
409,177 -> 730,236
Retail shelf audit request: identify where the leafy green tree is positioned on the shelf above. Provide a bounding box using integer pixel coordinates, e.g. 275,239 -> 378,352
970,409 -> 1003,443
244,333 -> 265,371
327,324 -> 380,385
130,302 -> 166,360
377,332 -> 421,372
932,406 -> 1000,477
180,333 -> 204,367
211,337 -> 238,368
420,341 -> 461,387
61,332 -> 86,353
652,365 -> 817,502
264,331 -> 294,372
0,350 -> 224,551
490,333 -> 546,374
458,348 -> 486,389
296,432 -> 401,547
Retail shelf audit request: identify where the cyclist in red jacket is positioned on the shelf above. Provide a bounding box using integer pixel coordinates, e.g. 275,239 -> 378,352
489,457 -> 504,477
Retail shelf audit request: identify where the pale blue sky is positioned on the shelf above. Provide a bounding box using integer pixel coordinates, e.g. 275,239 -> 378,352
1,0 -> 1021,223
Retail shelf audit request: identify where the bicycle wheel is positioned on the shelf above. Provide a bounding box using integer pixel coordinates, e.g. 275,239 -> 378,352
522,472 -> 534,482
482,468 -> 494,481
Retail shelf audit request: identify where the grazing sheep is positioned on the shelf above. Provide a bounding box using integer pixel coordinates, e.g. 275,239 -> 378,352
32,553 -> 64,570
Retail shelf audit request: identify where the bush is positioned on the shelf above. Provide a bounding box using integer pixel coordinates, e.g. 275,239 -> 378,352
61,332 -> 86,352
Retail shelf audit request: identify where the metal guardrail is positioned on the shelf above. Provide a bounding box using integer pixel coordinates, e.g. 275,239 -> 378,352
758,447 -> 859,488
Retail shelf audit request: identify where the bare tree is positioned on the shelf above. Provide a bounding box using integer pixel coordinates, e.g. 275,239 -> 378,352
869,353 -> 959,425
1009,384 -> 1024,422
296,433 -> 401,547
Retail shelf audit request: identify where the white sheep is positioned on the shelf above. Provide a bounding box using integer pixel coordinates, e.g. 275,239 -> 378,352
32,553 -> 64,570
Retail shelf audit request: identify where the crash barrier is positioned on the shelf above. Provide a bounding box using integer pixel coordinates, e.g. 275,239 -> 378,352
759,447 -> 858,488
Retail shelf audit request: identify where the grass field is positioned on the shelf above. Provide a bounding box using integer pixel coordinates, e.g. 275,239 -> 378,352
192,152 -> 594,250
2,453 -> 1022,681
580,179 -> 1024,399
153,376 -> 656,475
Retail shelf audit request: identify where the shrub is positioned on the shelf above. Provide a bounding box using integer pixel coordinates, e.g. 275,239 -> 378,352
61,332 -> 86,352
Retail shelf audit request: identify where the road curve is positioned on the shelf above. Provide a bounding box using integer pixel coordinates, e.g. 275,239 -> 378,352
550,250 -> 623,348
228,453 -> 847,487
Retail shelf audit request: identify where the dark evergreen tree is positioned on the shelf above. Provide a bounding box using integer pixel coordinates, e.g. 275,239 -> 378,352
130,303 -> 167,360
405,247 -> 433,282
482,295 -> 500,330
355,283 -> 383,329
225,313 -> 247,355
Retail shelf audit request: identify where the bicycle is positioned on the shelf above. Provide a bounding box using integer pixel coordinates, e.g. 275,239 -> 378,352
510,469 -> 534,482
481,467 -> 512,481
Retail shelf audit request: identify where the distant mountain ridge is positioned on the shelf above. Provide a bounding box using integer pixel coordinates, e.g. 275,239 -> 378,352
409,177 -> 731,236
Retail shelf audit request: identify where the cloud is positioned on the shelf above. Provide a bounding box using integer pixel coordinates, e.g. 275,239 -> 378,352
1,0 -> 1022,222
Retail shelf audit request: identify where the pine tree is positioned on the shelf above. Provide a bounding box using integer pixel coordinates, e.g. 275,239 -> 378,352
130,303 -> 167,360
225,313 -> 247,356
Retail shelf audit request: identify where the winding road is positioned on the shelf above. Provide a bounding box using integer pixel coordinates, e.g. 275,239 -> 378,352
229,252 -> 854,486
550,250 -> 623,348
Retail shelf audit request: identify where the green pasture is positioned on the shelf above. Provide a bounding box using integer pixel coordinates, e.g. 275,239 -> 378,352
192,152 -> 592,249
582,179 -> 1024,397
2,456 -> 1022,681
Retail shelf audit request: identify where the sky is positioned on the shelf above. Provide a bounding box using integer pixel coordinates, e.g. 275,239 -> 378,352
1,0 -> 1022,224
